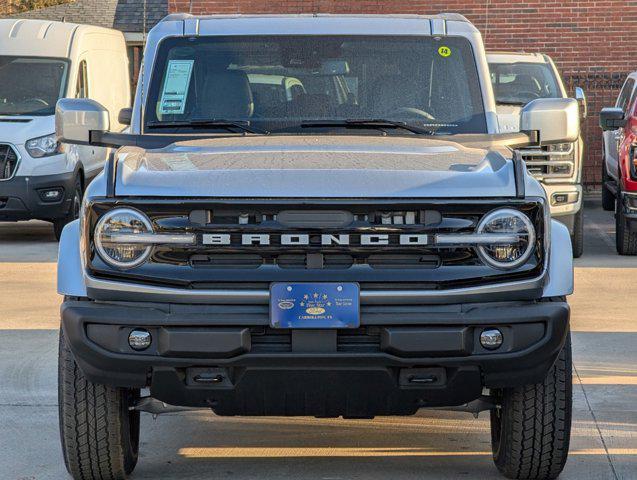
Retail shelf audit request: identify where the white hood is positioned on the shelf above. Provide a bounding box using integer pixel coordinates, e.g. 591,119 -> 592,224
114,135 -> 518,198
0,115 -> 54,144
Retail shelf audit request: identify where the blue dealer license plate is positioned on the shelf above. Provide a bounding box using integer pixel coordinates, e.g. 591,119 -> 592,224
270,282 -> 360,329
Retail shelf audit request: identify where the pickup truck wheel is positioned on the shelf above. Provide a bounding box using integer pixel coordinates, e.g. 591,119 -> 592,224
490,332 -> 572,480
601,161 -> 615,211
53,177 -> 82,241
570,208 -> 584,258
615,198 -> 637,255
58,328 -> 140,480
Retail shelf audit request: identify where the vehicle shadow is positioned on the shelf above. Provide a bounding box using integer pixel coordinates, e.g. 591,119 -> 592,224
0,220 -> 57,262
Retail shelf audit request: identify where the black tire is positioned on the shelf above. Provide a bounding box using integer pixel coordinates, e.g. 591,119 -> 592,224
490,332 -> 572,480
54,177 -> 82,241
570,208 -> 584,258
615,197 -> 637,255
58,328 -> 140,480
601,160 -> 615,212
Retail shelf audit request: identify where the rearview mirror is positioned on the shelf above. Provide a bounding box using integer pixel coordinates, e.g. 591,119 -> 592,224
55,98 -> 110,145
599,107 -> 626,131
520,98 -> 579,145
574,87 -> 587,119
118,107 -> 132,126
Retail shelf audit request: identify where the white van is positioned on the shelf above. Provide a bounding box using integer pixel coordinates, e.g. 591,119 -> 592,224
0,19 -> 130,239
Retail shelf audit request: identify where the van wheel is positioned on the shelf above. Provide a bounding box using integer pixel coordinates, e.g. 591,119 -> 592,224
58,328 -> 140,480
490,332 -> 572,480
616,197 -> 637,255
53,177 -> 82,241
601,161 -> 615,211
570,208 -> 584,258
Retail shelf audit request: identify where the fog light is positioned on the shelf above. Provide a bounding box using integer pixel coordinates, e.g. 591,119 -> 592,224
480,328 -> 503,350
37,188 -> 64,202
551,191 -> 579,206
128,329 -> 151,350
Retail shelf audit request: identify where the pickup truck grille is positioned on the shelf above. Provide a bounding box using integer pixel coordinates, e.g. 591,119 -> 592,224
521,143 -> 574,179
0,144 -> 19,180
86,199 -> 546,289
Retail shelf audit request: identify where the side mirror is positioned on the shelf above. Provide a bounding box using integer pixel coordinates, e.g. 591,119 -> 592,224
55,98 -> 110,145
574,86 -> 587,119
599,107 -> 626,131
118,107 -> 132,126
520,98 -> 579,145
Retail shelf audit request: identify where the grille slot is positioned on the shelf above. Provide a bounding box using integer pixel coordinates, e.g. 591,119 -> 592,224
0,144 -> 19,180
249,327 -> 381,353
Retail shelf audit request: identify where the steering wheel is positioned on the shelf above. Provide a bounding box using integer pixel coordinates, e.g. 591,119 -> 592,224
386,107 -> 435,120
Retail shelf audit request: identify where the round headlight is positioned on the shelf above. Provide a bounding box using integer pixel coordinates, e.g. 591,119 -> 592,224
476,208 -> 536,270
94,208 -> 153,269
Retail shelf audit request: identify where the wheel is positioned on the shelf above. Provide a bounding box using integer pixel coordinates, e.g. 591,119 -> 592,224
58,327 -> 140,480
490,332 -> 572,480
570,208 -> 584,258
615,196 -> 637,255
54,177 -> 82,241
601,160 -> 615,211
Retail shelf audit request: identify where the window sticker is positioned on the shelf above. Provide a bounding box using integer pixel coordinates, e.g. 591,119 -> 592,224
159,59 -> 194,115
438,46 -> 452,58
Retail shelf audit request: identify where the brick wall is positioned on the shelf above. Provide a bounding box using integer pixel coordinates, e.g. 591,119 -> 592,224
169,0 -> 637,188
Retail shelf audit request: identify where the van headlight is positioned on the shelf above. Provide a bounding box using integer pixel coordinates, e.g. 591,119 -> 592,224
25,133 -> 64,158
94,208 -> 153,269
476,208 -> 535,270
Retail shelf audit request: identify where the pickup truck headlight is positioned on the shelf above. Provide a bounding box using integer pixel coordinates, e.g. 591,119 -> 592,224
94,208 -> 153,269
476,208 -> 535,270
25,133 -> 64,158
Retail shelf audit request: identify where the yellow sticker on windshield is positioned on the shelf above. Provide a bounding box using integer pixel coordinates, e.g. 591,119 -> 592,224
438,46 -> 452,58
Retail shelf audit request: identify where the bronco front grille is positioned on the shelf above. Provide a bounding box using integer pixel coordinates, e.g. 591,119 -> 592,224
0,144 -> 19,180
86,199 -> 546,290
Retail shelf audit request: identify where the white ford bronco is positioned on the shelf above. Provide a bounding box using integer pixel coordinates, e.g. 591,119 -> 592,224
56,13 -> 578,480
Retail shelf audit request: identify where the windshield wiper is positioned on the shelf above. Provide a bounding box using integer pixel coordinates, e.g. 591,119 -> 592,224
146,119 -> 269,135
299,119 -> 437,135
496,100 -> 527,106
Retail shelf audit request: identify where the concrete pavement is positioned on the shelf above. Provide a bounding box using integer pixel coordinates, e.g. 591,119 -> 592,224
0,199 -> 635,479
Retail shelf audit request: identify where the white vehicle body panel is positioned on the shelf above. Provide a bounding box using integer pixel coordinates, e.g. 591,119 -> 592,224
0,19 -> 130,180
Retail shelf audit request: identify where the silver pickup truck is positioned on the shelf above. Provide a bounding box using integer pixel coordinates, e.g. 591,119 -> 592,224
488,52 -> 587,257
55,13 -> 577,480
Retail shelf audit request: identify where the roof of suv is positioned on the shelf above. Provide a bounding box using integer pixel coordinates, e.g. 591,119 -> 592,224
486,52 -> 550,64
151,13 -> 479,37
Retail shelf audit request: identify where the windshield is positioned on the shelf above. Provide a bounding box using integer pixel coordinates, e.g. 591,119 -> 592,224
0,56 -> 68,116
489,61 -> 561,105
145,35 -> 487,135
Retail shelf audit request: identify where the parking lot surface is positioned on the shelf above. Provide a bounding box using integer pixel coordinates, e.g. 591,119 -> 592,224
0,197 -> 635,480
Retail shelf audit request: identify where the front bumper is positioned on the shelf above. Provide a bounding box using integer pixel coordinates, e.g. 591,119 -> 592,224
619,192 -> 637,228
539,183 -> 582,233
62,298 -> 570,417
0,171 -> 75,221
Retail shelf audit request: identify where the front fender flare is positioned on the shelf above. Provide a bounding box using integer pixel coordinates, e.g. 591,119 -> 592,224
57,219 -> 87,297
542,219 -> 574,298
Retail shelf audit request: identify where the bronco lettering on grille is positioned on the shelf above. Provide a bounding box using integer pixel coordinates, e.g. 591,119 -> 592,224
201,233 -> 430,246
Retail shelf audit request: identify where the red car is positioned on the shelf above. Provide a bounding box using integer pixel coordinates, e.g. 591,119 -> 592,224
600,72 -> 637,254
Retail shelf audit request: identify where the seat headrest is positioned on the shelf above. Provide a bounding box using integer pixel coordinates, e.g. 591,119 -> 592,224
198,70 -> 254,119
